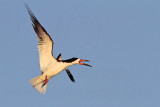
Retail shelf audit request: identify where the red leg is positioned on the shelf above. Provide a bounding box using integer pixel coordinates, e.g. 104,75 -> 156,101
44,75 -> 48,85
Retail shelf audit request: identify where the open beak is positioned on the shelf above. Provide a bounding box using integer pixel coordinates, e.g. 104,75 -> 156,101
79,59 -> 92,67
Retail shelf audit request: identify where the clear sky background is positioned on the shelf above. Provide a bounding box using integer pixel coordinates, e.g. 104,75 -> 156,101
0,0 -> 160,107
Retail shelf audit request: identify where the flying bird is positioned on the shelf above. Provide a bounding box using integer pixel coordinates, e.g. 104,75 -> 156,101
25,4 -> 92,94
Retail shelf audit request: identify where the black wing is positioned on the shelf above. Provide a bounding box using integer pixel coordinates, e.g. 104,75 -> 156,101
25,4 -> 57,71
65,68 -> 75,82
57,53 -> 75,82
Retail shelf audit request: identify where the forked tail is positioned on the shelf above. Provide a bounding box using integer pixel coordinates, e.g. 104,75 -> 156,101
29,75 -> 47,94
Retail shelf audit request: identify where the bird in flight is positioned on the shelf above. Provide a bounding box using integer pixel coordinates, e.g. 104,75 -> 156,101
25,4 -> 92,94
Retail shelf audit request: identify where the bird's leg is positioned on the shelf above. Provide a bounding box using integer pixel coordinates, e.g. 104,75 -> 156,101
44,75 -> 48,85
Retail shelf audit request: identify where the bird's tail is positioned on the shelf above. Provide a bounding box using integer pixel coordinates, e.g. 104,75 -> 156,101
29,75 -> 47,94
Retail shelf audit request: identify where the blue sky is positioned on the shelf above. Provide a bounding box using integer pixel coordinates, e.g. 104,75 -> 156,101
0,0 -> 160,107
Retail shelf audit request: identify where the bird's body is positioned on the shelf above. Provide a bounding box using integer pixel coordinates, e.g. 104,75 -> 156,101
41,59 -> 78,79
25,4 -> 91,94
30,59 -> 78,88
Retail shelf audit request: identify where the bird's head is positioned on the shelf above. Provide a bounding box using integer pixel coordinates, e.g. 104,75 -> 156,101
62,58 -> 92,67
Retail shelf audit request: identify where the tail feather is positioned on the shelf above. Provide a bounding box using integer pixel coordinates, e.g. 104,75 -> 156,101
34,82 -> 47,94
29,75 -> 48,94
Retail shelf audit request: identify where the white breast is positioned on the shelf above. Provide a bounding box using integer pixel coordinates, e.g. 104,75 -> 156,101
43,62 -> 68,78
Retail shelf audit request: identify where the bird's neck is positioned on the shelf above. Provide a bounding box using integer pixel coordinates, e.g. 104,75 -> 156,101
59,58 -> 79,68
61,61 -> 77,68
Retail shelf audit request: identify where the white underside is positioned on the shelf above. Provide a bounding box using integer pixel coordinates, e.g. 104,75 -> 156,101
30,60 -> 79,94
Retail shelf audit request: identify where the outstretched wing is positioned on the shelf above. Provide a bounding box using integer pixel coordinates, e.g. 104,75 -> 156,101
57,53 -> 75,82
25,4 -> 57,71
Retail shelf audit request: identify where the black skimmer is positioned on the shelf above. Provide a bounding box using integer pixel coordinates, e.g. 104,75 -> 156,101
25,4 -> 92,94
